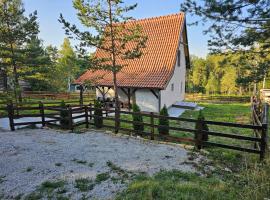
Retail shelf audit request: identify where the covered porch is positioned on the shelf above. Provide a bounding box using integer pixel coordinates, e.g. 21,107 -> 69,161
95,86 -> 161,112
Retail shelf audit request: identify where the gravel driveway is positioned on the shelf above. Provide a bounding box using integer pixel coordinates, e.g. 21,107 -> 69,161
0,128 -> 193,200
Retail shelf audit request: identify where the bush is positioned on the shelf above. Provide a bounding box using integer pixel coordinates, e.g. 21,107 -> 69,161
158,105 -> 169,135
60,101 -> 69,129
132,104 -> 144,133
194,110 -> 209,149
94,100 -> 103,128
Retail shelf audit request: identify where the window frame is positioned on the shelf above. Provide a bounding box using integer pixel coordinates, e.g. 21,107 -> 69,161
177,49 -> 181,67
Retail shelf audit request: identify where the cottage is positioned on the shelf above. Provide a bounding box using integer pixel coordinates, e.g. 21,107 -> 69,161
74,13 -> 190,112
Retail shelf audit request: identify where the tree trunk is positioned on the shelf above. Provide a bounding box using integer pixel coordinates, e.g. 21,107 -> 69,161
263,74 -> 266,89
239,86 -> 242,96
1,69 -> 8,91
13,65 -> 22,103
108,0 -> 120,133
79,85 -> 84,107
253,82 -> 257,96
113,71 -> 120,133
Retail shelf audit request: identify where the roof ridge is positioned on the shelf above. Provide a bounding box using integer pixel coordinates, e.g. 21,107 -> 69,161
129,12 -> 184,23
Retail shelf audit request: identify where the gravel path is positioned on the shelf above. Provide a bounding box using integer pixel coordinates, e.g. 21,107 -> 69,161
0,128 -> 194,199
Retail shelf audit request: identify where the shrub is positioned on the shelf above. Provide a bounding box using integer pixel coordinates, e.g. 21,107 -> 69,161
194,110 -> 209,149
158,105 -> 169,135
132,104 -> 144,133
94,100 -> 103,128
60,101 -> 69,129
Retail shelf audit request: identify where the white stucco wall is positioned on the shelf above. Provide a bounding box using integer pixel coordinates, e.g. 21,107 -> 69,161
160,36 -> 186,109
135,89 -> 159,112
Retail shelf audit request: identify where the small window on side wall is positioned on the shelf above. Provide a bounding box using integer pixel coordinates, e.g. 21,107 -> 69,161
177,50 -> 181,67
171,83 -> 174,91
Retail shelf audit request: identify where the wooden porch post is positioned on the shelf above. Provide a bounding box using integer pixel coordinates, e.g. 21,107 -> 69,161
128,88 -> 131,110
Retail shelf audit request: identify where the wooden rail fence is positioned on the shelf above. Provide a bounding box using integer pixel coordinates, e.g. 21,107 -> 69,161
5,103 -> 269,160
185,94 -> 250,103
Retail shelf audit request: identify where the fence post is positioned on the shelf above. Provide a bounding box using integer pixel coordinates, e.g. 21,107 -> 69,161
115,108 -> 119,134
195,120 -> 203,150
260,103 -> 269,160
260,123 -> 267,160
89,103 -> 93,120
39,101 -> 45,127
85,105 -> 89,128
150,112 -> 154,140
7,102 -> 15,131
68,105 -> 73,131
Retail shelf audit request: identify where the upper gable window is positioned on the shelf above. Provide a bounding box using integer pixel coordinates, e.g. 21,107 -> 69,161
171,83 -> 174,91
177,50 -> 181,67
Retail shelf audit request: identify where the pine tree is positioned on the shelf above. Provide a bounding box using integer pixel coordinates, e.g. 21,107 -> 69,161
132,103 -> 144,133
0,0 -> 39,102
21,37 -> 52,91
158,105 -> 169,135
59,0 -> 147,132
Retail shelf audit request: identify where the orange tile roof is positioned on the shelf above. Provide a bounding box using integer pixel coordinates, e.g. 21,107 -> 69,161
75,13 -> 186,89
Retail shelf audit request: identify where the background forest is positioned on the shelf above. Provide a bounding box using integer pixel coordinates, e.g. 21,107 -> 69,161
186,52 -> 270,95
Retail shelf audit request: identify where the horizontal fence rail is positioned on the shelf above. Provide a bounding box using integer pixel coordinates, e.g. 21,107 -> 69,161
185,94 -> 250,103
3,102 -> 269,160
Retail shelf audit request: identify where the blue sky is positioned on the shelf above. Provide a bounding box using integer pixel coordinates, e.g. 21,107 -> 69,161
23,0 -> 209,58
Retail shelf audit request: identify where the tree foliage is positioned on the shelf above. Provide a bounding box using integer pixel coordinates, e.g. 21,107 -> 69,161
132,103 -> 144,133
158,105 -> 169,135
0,0 -> 39,101
187,53 -> 270,95
181,0 -> 270,53
181,0 -> 270,93
56,38 -> 79,91
20,37 -> 52,91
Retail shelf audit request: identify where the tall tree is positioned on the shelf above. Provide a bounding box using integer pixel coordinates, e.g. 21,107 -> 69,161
190,56 -> 208,93
57,38 -> 79,91
235,49 -> 269,95
0,0 -> 39,102
205,72 -> 219,94
59,0 -> 147,132
221,67 -> 237,94
21,37 -> 52,91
